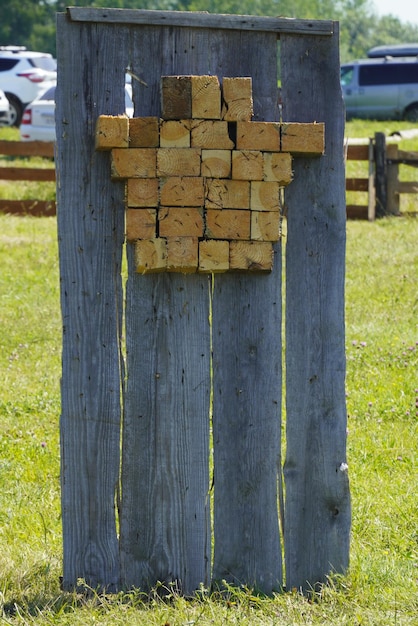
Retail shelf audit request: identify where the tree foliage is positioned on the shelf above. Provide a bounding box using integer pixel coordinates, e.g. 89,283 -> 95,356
0,0 -> 418,62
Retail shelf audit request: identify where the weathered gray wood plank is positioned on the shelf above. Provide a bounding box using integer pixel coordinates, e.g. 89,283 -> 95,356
210,31 -> 282,594
281,25 -> 351,592
119,26 -> 215,595
67,7 -> 334,36
56,14 -> 129,591
120,271 -> 211,594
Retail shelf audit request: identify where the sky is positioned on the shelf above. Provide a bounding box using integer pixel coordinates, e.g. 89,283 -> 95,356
373,0 -> 418,27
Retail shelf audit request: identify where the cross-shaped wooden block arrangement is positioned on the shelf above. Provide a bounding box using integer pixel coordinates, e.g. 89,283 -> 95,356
96,75 -> 324,273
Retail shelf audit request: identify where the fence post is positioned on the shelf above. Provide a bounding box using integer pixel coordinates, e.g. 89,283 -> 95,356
386,143 -> 400,215
375,132 -> 387,217
368,137 -> 376,221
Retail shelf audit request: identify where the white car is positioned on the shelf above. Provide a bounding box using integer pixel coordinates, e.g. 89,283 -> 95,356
20,84 -> 134,142
0,88 -> 11,125
0,46 -> 57,126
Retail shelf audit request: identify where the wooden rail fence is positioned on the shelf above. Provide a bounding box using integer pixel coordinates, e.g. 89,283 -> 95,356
0,140 -> 56,216
346,132 -> 418,220
1,134 -> 417,219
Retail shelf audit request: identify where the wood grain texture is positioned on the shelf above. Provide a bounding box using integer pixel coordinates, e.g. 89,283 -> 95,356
281,25 -> 351,592
56,15 -> 128,591
209,31 -> 283,594
67,7 -> 334,36
119,25 -> 215,595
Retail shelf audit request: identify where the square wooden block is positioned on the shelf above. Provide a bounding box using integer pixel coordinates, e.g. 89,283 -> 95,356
198,240 -> 230,273
95,115 -> 129,150
159,207 -> 204,237
135,238 -> 167,273
263,152 -> 293,184
251,211 -> 281,242
127,178 -> 159,207
236,121 -> 280,151
281,122 -> 325,155
111,148 -> 157,179
191,75 -> 221,119
221,77 -> 253,121
229,240 -> 274,271
157,148 -> 201,177
191,120 -> 234,149
166,236 -> 198,273
160,120 -> 191,147
126,208 -> 157,241
205,179 -> 250,209
250,181 -> 280,211
160,176 -> 205,207
201,150 -> 231,178
129,117 -> 159,147
232,150 -> 264,181
161,76 -> 192,120
206,209 -> 250,240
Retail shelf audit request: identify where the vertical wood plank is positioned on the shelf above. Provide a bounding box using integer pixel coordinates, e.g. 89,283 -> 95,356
210,32 -> 283,594
56,15 -> 128,591
281,26 -> 351,592
120,26 -> 215,595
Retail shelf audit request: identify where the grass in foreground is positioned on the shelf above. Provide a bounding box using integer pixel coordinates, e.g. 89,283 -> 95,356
0,213 -> 417,624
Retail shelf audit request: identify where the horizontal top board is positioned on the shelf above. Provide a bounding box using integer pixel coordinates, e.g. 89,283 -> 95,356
66,7 -> 334,36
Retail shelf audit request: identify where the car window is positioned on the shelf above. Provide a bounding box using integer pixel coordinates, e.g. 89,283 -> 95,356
29,57 -> 57,72
0,59 -> 19,71
41,86 -> 56,100
340,66 -> 354,86
359,63 -> 418,86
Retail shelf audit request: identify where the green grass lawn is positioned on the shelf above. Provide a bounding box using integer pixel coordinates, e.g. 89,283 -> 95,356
0,213 -> 416,624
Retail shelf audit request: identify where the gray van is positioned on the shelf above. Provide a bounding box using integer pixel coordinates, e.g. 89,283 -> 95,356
341,46 -> 418,121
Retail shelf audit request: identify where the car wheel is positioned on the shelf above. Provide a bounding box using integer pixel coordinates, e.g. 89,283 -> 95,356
403,104 -> 418,123
5,93 -> 23,127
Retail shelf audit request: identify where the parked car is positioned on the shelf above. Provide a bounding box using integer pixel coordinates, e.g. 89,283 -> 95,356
20,83 -> 134,142
341,51 -> 418,121
0,87 -> 11,125
0,46 -> 56,126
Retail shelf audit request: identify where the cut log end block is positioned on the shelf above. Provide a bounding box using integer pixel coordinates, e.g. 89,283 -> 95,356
160,176 -> 205,207
263,152 -> 293,184
95,115 -> 129,150
250,181 -> 280,212
191,120 -> 234,150
161,75 -> 221,120
281,122 -> 325,156
198,240 -> 230,273
127,178 -> 159,207
229,240 -> 274,272
251,211 -> 281,242
111,148 -> 157,179
159,207 -> 204,238
160,120 -> 191,147
191,75 -> 221,119
221,77 -> 253,121
236,121 -> 280,151
232,150 -> 264,181
134,238 -> 167,273
205,179 -> 250,210
206,209 -> 251,240
201,150 -> 231,178
157,148 -> 201,177
126,208 -> 157,241
166,237 -> 198,273
129,117 -> 159,148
